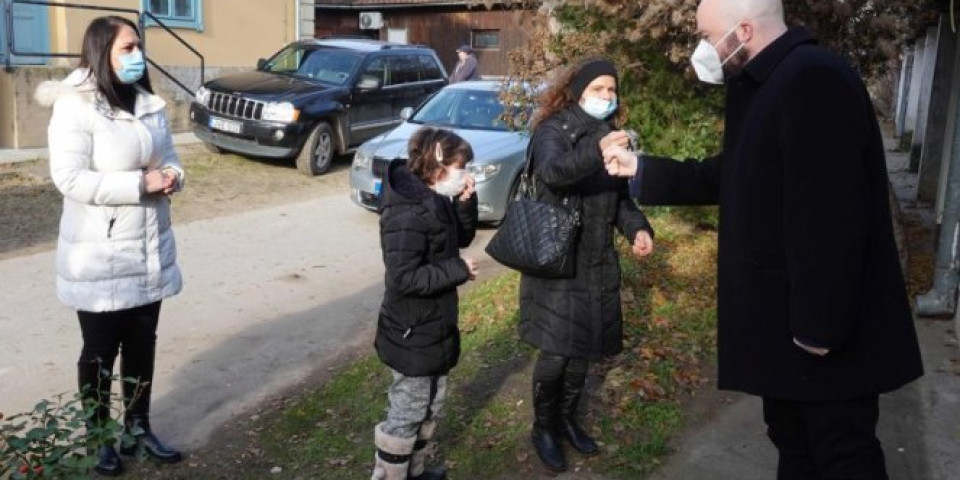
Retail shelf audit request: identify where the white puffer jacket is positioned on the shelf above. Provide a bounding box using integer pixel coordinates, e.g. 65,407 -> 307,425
35,69 -> 184,312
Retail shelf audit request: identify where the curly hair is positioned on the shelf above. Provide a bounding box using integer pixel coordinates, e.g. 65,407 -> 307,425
407,127 -> 474,183
531,57 -> 626,130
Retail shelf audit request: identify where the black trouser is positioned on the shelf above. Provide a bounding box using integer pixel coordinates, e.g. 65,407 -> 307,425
763,395 -> 888,480
77,301 -> 161,425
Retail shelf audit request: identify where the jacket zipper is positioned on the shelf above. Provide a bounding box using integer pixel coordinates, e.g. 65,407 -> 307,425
107,216 -> 117,238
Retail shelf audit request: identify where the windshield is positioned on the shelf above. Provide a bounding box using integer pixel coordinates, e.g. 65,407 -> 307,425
261,46 -> 361,85
410,89 -> 520,131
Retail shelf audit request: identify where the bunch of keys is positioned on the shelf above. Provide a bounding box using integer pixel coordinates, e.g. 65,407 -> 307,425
625,129 -> 640,153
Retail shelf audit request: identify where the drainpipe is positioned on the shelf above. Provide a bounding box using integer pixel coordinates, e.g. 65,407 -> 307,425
916,48 -> 960,316
294,0 -> 301,40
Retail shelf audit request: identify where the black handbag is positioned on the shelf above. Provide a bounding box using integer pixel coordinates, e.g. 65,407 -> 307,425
485,144 -> 581,278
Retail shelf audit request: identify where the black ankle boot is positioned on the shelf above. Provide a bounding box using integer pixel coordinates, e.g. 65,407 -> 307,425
93,445 -> 124,476
560,358 -> 599,456
120,417 -> 183,464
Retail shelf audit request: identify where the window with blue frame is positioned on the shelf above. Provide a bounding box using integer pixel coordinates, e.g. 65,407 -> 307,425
142,0 -> 203,31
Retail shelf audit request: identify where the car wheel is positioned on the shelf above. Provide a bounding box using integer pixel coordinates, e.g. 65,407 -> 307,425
202,142 -> 223,154
296,122 -> 335,176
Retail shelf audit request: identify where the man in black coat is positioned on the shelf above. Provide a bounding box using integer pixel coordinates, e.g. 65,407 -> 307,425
603,0 -> 922,478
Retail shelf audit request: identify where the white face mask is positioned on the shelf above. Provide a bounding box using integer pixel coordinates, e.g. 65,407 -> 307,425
581,96 -> 618,120
690,24 -> 746,84
434,167 -> 466,197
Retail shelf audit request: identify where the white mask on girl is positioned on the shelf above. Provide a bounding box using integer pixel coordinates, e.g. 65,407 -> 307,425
430,142 -> 465,196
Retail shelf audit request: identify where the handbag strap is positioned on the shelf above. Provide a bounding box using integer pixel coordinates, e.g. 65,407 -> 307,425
521,133 -> 582,222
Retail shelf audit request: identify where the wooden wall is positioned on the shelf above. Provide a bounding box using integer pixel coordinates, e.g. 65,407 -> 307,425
314,6 -> 535,76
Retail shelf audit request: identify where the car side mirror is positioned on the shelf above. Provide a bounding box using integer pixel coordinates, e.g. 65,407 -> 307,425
257,58 -> 267,70
357,77 -> 382,91
399,107 -> 413,121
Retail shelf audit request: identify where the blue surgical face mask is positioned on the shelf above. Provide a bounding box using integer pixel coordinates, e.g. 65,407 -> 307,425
115,50 -> 145,84
581,96 -> 617,120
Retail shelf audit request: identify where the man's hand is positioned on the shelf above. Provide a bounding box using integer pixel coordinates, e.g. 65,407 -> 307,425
603,145 -> 638,177
632,230 -> 654,258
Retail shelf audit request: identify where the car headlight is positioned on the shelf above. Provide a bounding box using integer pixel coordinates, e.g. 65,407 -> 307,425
353,148 -> 373,170
195,86 -> 211,106
467,163 -> 500,183
262,102 -> 300,123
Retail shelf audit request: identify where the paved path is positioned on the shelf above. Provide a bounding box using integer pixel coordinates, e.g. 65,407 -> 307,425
0,174 -> 498,449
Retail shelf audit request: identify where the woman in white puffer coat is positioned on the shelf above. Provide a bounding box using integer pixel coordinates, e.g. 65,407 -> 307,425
35,16 -> 184,476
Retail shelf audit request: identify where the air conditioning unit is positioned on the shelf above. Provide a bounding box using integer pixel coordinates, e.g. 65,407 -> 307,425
359,12 -> 383,30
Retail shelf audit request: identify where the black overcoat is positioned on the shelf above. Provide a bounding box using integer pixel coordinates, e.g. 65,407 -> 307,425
631,27 -> 923,400
375,161 -> 478,376
519,106 -> 654,359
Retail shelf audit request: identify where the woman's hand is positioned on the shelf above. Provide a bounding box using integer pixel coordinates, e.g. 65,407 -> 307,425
143,169 -> 175,194
599,130 -> 631,152
632,231 -> 654,258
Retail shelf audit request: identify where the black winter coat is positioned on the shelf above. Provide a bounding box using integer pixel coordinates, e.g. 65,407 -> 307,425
375,161 -> 478,376
630,28 -> 923,401
519,106 -> 653,359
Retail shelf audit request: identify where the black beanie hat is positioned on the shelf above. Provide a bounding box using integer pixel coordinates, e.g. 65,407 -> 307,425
569,59 -> 618,99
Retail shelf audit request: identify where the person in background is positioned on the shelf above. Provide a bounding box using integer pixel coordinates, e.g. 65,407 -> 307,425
449,45 -> 481,83
519,58 -> 655,474
36,15 -> 185,477
603,0 -> 923,478
370,127 -> 479,480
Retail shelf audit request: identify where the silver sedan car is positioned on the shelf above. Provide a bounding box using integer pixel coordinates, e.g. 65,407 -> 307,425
349,80 -> 529,223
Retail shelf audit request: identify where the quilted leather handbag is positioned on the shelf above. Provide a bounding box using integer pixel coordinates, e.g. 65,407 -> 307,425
485,145 -> 581,278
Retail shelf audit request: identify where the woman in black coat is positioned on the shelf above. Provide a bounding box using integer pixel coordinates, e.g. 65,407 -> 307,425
519,58 -> 655,473
372,127 -> 478,480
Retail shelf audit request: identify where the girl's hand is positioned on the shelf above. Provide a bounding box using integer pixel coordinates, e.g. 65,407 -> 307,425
459,174 -> 476,202
632,231 -> 654,258
463,256 -> 479,281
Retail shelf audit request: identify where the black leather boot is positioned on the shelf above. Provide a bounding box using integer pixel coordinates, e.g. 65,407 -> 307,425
118,347 -> 182,464
560,358 -> 599,456
531,353 -> 567,472
78,358 -> 124,476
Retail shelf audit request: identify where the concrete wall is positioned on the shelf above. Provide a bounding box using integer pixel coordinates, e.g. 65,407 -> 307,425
0,64 -> 250,148
911,25 -> 940,171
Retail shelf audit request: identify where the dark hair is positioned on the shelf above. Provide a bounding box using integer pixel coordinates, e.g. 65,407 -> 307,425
79,16 -> 153,111
407,127 -> 473,183
531,57 -> 625,129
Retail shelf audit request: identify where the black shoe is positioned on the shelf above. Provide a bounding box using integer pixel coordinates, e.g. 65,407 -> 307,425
120,418 -> 183,464
409,466 -> 447,479
562,418 -> 599,456
93,445 -> 124,477
531,424 -> 567,472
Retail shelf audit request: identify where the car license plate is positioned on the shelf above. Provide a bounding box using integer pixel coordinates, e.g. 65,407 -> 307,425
373,179 -> 382,196
209,116 -> 242,134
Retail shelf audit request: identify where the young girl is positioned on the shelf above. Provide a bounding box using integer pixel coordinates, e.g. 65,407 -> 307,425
372,127 -> 479,480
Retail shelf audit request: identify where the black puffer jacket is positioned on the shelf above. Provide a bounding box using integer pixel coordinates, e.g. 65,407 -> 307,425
518,106 -> 653,359
375,161 -> 478,376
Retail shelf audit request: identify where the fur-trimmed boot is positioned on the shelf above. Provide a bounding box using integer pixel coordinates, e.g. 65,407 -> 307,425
408,420 -> 446,480
371,423 -> 416,480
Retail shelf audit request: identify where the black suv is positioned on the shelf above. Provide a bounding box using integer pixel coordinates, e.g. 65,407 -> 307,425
189,38 -> 447,175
